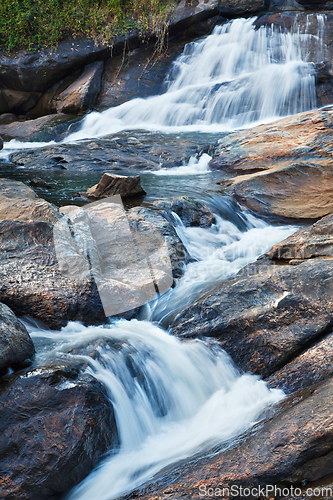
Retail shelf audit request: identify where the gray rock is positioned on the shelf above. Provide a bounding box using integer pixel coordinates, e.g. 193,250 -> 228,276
55,61 -> 104,114
0,113 -> 17,125
0,302 -> 35,374
0,135 -> 3,150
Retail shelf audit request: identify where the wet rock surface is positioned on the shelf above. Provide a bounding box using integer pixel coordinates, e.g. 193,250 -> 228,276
0,178 -> 60,223
0,303 -> 35,375
8,132 -> 205,172
0,365 -> 118,500
129,378 -> 333,500
211,106 -> 333,219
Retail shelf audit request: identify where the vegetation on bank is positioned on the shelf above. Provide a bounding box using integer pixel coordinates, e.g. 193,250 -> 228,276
0,0 -> 174,51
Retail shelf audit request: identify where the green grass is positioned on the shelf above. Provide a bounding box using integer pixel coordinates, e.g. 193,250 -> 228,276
0,0 -> 174,51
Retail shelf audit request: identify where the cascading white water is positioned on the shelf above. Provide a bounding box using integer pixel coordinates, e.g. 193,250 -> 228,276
28,320 -> 283,500
65,14 -> 325,141
26,209 -> 297,500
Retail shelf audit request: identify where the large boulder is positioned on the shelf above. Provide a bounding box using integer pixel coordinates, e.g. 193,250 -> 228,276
0,88 -> 41,115
171,212 -> 333,380
129,377 -> 333,500
0,179 -> 188,327
0,365 -> 119,500
169,0 -> 265,35
55,61 -> 104,115
0,303 -> 35,375
211,106 -> 333,219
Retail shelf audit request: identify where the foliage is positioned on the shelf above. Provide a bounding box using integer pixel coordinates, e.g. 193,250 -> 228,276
0,0 -> 174,51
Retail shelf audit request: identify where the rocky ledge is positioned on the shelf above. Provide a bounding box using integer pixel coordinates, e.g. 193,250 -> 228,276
211,106 -> 333,220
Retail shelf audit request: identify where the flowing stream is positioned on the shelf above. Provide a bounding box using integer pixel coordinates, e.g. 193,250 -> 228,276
8,12 -> 328,499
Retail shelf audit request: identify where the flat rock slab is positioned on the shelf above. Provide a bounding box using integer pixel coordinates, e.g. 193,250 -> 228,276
0,303 -> 34,374
211,106 -> 333,219
129,377 -> 333,500
0,365 -> 118,500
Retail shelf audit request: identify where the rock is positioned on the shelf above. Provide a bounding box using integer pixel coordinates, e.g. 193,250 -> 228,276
0,88 -> 41,115
0,303 -> 35,375
152,195 -> 216,228
0,113 -> 17,125
267,333 -> 333,394
130,377 -> 333,500
126,206 -> 190,279
84,173 -> 146,200
0,365 -> 119,500
0,135 -> 3,150
29,178 -> 54,190
0,178 -> 59,223
0,38 -> 109,94
169,0 -> 264,36
8,132 -> 201,172
210,106 -> 333,219
55,61 -> 104,115
0,183 -> 188,327
267,213 -> 333,261
0,113 -> 70,142
171,212 -> 333,379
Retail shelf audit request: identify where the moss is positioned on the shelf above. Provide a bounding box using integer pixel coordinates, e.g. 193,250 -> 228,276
0,0 -> 174,52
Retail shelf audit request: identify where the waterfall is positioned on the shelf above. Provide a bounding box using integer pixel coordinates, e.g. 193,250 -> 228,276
28,320 -> 283,500
26,208 -> 296,500
66,14 -> 325,142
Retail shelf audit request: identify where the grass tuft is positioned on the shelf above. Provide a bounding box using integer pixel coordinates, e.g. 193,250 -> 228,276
0,0 -> 175,52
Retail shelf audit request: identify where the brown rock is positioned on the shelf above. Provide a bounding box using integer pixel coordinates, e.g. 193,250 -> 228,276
267,333 -> 333,394
85,173 -> 146,200
0,88 -> 41,115
129,378 -> 333,500
29,177 -> 53,190
0,365 -> 119,500
210,106 -> 333,219
55,61 -> 104,115
0,178 -> 59,224
0,303 -> 34,374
